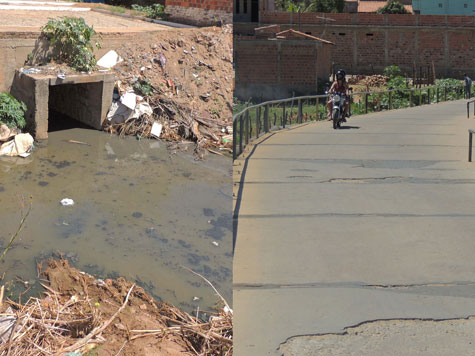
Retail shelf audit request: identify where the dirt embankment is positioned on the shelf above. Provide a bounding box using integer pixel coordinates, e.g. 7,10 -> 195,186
2,259 -> 232,356
105,25 -> 234,157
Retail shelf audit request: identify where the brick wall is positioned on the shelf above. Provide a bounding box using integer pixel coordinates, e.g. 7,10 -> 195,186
234,39 -> 332,100
165,0 -> 232,26
253,12 -> 475,78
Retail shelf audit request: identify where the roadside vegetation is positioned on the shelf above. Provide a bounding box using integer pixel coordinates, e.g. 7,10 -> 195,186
233,65 -> 469,147
0,93 -> 27,129
41,17 -> 101,72
275,0 -> 409,13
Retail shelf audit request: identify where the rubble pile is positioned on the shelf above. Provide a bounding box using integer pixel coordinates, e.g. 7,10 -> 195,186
104,25 -> 233,157
348,75 -> 388,88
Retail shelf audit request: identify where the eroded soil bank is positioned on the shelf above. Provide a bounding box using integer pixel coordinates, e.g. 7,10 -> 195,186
2,259 -> 232,355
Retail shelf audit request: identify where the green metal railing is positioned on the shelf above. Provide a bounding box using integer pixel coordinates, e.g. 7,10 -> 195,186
233,84 -> 465,160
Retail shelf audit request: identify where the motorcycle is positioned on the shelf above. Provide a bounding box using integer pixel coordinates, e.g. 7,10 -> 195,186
329,93 -> 348,129
326,87 -> 353,130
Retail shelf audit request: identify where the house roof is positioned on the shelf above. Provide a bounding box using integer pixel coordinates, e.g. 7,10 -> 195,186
357,0 -> 412,13
275,29 -> 334,44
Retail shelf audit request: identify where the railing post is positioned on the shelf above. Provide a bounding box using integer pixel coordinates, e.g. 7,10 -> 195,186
428,88 -> 431,104
437,87 -> 439,103
233,116 -> 238,160
444,86 -> 447,101
468,102 -> 470,119
469,130 -> 473,162
264,104 -> 269,132
316,97 -> 319,120
245,110 -> 249,144
282,103 -> 286,128
365,93 -> 368,114
419,90 -> 422,106
256,107 -> 260,138
298,99 -> 302,124
389,91 -> 392,110
410,89 -> 413,107
239,114 -> 243,155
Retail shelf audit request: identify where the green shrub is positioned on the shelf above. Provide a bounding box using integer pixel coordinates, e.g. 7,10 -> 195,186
383,65 -> 402,80
41,17 -> 101,72
134,78 -> 153,96
0,93 -> 27,129
131,4 -> 166,19
435,78 -> 462,87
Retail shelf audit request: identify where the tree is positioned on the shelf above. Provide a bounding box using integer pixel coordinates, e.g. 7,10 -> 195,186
306,0 -> 345,13
376,1 -> 411,14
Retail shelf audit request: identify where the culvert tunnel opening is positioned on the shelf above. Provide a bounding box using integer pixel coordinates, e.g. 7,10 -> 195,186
47,81 -> 108,134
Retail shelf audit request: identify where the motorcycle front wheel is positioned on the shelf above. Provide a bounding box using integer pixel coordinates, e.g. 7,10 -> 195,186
332,109 -> 339,129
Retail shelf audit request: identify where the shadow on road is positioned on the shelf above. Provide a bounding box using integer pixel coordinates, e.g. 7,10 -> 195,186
338,126 -> 360,130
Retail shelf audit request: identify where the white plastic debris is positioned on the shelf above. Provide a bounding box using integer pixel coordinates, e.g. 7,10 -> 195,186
0,133 -> 34,157
0,124 -> 20,142
212,241 -> 219,247
60,198 -> 74,206
120,92 -> 137,110
107,101 -> 134,124
150,122 -> 162,138
97,50 -> 123,69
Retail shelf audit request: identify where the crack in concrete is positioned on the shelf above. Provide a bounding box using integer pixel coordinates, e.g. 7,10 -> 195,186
278,315 -> 475,354
234,281 -> 475,291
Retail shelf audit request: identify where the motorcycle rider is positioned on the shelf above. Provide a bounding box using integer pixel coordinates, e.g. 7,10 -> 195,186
327,69 -> 350,121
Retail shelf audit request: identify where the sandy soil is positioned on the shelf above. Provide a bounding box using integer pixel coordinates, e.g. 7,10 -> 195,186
0,10 -> 169,32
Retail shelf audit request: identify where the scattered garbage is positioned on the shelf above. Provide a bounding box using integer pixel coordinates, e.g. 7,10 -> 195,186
120,92 -> 137,110
60,198 -> 75,206
150,122 -> 162,138
212,241 -> 219,247
21,67 -> 42,74
97,50 -> 123,69
0,133 -> 34,157
101,26 -> 233,156
57,70 -> 66,80
0,307 -> 16,343
0,124 -> 20,142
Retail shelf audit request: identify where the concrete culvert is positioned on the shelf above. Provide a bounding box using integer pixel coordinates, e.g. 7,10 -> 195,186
11,71 -> 115,140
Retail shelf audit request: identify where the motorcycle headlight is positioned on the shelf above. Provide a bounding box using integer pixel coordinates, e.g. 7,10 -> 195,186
333,95 -> 341,102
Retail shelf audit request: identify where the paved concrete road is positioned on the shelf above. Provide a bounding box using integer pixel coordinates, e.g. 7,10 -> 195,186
233,100 -> 475,356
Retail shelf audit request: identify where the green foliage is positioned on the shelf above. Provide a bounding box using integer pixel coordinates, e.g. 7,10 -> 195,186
436,78 -> 462,87
134,78 -> 153,96
0,93 -> 27,129
386,75 -> 406,90
41,17 -> 101,72
131,4 -> 166,18
376,1 -> 410,14
305,0 -> 345,12
383,65 -> 402,80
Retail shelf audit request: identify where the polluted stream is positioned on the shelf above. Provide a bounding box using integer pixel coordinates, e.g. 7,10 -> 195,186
0,128 -> 232,314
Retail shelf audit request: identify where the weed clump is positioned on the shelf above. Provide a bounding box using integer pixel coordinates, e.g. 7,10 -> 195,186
41,17 -> 101,72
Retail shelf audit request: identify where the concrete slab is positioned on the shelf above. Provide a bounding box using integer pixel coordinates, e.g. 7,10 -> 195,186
233,100 -> 475,355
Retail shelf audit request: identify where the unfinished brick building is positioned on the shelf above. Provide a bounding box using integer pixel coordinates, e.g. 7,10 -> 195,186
236,12 -> 474,80
165,0 -> 232,26
235,28 -> 333,100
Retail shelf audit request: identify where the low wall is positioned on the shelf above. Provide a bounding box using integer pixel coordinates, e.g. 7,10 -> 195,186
165,0 -> 232,26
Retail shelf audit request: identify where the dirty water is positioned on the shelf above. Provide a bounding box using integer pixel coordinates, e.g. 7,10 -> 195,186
0,128 -> 232,314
